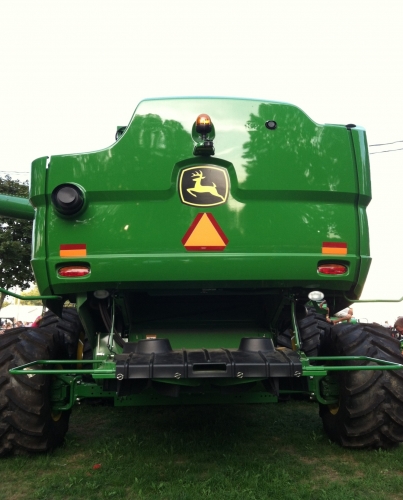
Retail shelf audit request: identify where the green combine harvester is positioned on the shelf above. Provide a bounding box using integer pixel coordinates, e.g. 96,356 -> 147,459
1,97 -> 403,455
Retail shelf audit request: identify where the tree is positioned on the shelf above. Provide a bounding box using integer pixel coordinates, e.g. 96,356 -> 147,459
0,175 -> 34,310
21,285 -> 42,306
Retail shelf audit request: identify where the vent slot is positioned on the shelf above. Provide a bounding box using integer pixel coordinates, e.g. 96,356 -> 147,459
192,363 -> 227,372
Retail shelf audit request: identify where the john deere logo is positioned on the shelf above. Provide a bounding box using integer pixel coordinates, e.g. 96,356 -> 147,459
179,166 -> 229,207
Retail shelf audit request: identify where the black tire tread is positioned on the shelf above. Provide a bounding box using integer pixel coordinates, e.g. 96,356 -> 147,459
277,310 -> 322,356
0,327 -> 70,456
319,322 -> 403,449
38,308 -> 83,360
0,308 -> 85,456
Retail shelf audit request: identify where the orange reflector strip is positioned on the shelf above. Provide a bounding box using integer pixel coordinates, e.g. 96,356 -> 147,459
58,266 -> 90,277
182,213 -> 228,251
322,242 -> 347,255
60,244 -> 87,257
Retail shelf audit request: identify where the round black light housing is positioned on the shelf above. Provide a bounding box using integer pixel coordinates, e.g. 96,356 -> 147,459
52,184 -> 85,216
265,120 -> 277,130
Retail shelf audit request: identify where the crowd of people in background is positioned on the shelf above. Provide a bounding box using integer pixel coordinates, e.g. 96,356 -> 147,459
0,314 -> 44,334
388,317 -> 403,339
319,300 -> 403,339
0,320 -> 32,334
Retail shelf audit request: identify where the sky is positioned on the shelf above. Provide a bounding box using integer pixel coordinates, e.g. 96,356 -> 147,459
0,0 -> 402,323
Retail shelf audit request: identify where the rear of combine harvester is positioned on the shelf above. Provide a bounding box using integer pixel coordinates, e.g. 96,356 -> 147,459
1,97 -> 403,455
33,98 -> 371,303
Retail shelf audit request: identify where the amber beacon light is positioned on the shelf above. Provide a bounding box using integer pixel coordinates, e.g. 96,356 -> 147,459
196,114 -> 212,135
193,114 -> 215,156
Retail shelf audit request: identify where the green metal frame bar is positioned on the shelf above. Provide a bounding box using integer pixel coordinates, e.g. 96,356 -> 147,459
302,356 -> 403,377
52,375 -> 79,411
9,355 -> 403,378
290,299 -> 301,350
308,376 -> 338,405
308,356 -> 403,369
12,353 -> 401,411
9,359 -> 114,376
0,287 -> 62,301
113,390 -> 278,407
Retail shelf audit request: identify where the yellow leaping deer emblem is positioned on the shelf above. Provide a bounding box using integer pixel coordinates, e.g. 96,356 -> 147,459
187,170 -> 225,201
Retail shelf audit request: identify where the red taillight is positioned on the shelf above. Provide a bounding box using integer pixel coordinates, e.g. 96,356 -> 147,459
58,266 -> 90,277
318,264 -> 348,275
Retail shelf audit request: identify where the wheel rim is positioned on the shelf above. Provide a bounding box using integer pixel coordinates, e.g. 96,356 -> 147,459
328,400 -> 340,415
51,411 -> 62,422
77,338 -> 84,361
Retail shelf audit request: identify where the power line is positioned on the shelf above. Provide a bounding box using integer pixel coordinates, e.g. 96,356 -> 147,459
368,140 -> 403,154
370,148 -> 403,155
369,140 -> 403,147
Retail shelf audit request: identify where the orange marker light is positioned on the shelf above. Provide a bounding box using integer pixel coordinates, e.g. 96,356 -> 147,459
196,114 -> 212,135
322,242 -> 347,255
60,244 -> 87,257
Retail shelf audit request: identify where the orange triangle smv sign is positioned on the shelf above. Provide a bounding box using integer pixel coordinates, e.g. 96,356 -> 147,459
182,213 -> 228,251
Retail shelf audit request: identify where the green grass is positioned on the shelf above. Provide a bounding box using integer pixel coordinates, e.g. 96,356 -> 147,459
2,400 -> 403,500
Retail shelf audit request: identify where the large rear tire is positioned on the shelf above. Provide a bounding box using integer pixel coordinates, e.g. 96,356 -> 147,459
0,327 -> 70,456
38,307 -> 83,360
277,310 -> 322,356
0,308 -> 86,456
319,322 -> 403,449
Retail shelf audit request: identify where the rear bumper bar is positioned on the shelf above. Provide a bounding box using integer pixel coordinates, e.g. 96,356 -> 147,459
115,339 -> 302,380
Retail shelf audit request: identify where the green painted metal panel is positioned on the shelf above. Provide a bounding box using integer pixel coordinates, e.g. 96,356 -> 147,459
26,97 -> 368,300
